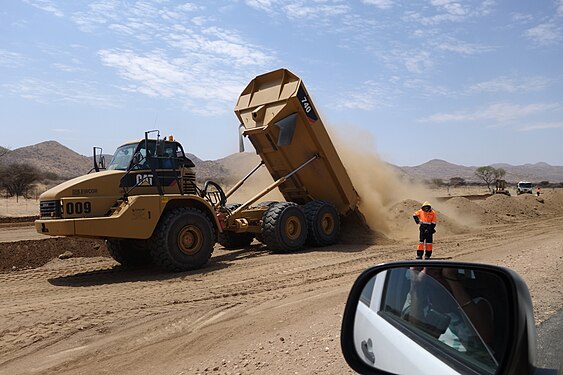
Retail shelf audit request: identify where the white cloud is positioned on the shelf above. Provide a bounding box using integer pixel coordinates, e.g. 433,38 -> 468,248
525,22 -> 563,46
404,0 -> 494,26
433,37 -> 494,55
362,0 -> 394,10
468,76 -> 550,93
283,3 -> 349,19
97,48 -> 264,114
336,81 -> 389,110
518,122 -> 563,131
523,0 -> 563,46
511,12 -> 534,23
403,50 -> 433,73
66,1 -> 275,114
420,102 -> 561,124
245,0 -> 276,12
0,50 -> 25,67
245,0 -> 350,19
4,79 -> 117,107
51,62 -> 85,73
22,0 -> 64,17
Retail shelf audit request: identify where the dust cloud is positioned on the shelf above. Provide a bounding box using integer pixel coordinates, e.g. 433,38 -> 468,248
329,125 -> 431,237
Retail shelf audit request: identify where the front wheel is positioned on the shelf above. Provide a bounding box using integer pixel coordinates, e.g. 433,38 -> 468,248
150,207 -> 215,271
262,202 -> 307,253
105,239 -> 153,266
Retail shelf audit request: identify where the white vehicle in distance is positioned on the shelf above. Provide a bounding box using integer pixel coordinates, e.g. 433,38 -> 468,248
517,181 -> 533,195
340,260 -> 559,375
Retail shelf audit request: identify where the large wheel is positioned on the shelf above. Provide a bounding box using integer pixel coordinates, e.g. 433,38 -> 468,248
255,201 -> 279,244
218,230 -> 254,249
261,202 -> 307,253
150,207 -> 215,271
105,239 -> 152,266
304,200 -> 341,247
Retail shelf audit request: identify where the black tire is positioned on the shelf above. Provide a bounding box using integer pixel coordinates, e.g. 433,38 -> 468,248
261,202 -> 307,253
254,202 -> 278,244
256,201 -> 278,208
149,207 -> 215,272
105,239 -> 152,266
218,230 -> 254,249
304,200 -> 341,247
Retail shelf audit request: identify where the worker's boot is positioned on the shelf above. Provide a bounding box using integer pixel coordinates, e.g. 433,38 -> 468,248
424,251 -> 432,260
416,250 -> 423,260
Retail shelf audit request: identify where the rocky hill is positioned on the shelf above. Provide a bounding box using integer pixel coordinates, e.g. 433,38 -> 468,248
1,142 -> 562,185
399,159 -> 563,184
1,141 -> 92,179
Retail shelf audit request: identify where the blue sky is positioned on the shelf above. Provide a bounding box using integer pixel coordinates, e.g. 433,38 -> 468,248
1,0 -> 562,166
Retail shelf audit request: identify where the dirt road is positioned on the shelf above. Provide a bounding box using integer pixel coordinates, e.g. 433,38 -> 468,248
0,209 -> 561,374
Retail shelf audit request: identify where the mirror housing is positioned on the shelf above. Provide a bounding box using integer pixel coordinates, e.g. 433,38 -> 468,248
341,261 -> 539,375
92,147 -> 105,172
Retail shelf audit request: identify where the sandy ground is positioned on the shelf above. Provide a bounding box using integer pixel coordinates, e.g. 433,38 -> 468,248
0,190 -> 562,374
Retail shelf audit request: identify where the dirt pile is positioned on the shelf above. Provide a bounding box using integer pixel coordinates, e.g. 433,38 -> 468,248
0,238 -> 108,272
385,199 -> 470,240
443,197 -> 508,226
476,192 -> 561,222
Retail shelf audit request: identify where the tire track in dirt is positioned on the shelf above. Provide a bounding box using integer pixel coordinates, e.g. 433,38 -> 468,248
1,215 -> 561,374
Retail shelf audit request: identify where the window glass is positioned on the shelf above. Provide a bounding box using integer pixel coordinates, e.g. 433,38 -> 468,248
380,267 -> 505,375
106,143 -> 137,170
359,277 -> 376,307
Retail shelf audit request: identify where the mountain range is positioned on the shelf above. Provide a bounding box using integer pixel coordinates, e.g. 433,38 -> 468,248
1,141 -> 562,184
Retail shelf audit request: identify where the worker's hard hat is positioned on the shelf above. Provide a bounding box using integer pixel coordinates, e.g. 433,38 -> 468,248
422,201 -> 431,208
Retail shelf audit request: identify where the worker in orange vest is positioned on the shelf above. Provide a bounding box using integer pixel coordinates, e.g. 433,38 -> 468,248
413,201 -> 437,259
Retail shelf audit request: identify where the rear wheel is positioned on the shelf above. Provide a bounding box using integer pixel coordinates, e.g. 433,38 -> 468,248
304,200 -> 340,247
262,202 -> 307,253
150,207 -> 215,271
105,239 -> 152,266
255,201 -> 278,244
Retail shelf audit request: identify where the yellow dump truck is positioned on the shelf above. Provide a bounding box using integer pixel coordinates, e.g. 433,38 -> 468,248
35,68 -> 360,271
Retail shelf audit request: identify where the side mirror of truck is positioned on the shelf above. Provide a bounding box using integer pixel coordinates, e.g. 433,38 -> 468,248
340,261 -> 555,375
92,146 -> 105,172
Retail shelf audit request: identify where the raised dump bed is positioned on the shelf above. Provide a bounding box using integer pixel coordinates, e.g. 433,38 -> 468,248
234,68 -> 359,216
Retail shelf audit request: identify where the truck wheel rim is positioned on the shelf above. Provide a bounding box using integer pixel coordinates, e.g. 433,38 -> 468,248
320,213 -> 334,235
285,216 -> 302,240
178,225 -> 202,255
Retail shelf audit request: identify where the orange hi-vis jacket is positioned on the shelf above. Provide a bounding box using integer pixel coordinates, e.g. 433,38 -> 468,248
413,209 -> 437,226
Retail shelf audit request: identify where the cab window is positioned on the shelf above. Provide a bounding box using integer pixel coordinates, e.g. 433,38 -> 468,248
106,143 -> 137,170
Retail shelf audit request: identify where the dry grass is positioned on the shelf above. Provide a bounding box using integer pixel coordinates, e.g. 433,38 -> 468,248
0,197 -> 40,217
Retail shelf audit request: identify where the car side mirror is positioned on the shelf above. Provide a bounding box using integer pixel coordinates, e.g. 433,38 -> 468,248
340,261 -> 542,375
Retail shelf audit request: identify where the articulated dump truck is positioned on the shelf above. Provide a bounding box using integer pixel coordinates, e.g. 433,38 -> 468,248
35,68 -> 361,271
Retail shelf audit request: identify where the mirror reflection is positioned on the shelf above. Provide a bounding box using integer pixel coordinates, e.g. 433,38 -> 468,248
354,266 -> 510,375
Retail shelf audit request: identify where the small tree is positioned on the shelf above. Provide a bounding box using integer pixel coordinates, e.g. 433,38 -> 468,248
449,177 -> 466,187
431,178 -> 444,187
539,181 -> 549,187
475,166 -> 506,192
0,163 -> 41,202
